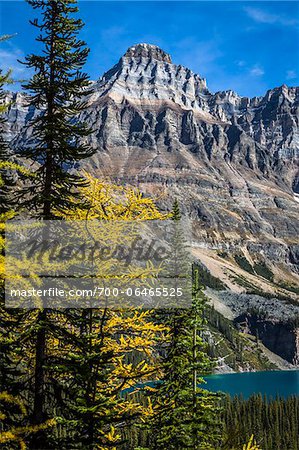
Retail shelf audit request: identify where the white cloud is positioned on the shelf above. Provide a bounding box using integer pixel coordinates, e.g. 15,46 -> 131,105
250,65 -> 264,77
237,60 -> 246,67
174,38 -> 223,77
286,70 -> 297,80
244,7 -> 298,27
0,41 -> 32,90
0,46 -> 26,76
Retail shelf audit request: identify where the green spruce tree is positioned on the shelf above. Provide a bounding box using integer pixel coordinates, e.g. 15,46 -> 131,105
16,2 -> 95,447
0,36 -> 16,215
20,0 -> 94,218
145,201 -> 222,450
0,36 -> 31,440
172,198 -> 181,221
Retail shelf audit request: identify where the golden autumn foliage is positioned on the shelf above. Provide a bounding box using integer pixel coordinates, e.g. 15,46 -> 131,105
56,174 -> 170,449
243,435 -> 261,450
70,176 -> 168,448
57,171 -> 170,221
0,161 -> 33,188
98,425 -> 121,450
0,391 -> 55,450
0,212 -> 15,289
2,173 -> 170,449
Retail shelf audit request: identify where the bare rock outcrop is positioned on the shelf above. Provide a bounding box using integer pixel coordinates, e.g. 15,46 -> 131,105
4,43 -> 299,283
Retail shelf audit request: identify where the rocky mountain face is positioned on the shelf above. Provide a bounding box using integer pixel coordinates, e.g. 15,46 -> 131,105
235,313 -> 299,364
4,43 -> 299,316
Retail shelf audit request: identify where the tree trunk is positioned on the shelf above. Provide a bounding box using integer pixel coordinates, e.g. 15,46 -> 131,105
31,309 -> 47,449
32,3 -> 57,447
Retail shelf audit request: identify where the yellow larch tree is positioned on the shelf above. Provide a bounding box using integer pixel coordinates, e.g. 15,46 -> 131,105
3,172 -> 170,449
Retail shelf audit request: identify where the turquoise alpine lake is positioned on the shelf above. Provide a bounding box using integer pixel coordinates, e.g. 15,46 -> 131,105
204,370 -> 299,399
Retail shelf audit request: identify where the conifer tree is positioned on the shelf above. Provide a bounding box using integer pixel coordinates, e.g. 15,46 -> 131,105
223,394 -> 299,450
15,2 -> 95,447
4,173 -> 169,449
142,201 -> 222,450
0,36 -> 37,441
0,35 -> 28,215
0,391 -> 56,449
0,61 -> 17,405
51,174 -> 169,450
20,0 -> 94,218
146,271 -> 222,450
0,68 -> 13,215
171,198 -> 181,221
170,198 -> 187,298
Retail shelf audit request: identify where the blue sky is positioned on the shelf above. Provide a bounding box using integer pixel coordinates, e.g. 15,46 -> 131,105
0,1 -> 298,97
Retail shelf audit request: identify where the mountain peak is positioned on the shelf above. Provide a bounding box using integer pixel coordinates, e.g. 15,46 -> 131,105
123,43 -> 172,63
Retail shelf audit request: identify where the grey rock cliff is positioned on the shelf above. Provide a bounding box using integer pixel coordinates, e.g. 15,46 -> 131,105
235,313 -> 299,364
4,43 -> 299,283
